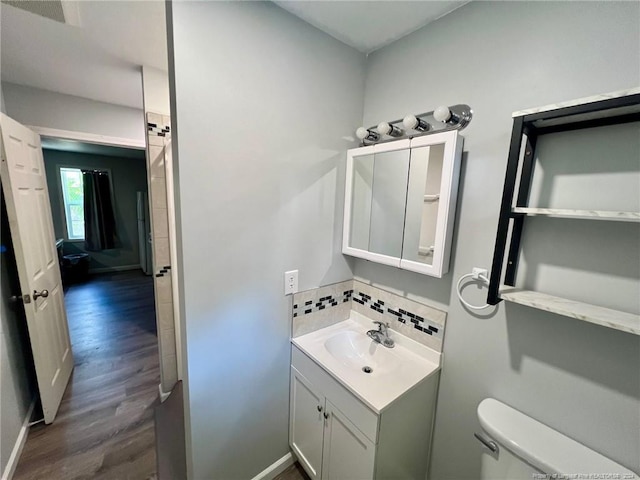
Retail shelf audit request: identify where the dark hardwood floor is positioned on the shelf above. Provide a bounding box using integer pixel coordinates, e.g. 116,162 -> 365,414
14,270 -> 160,480
274,463 -> 310,480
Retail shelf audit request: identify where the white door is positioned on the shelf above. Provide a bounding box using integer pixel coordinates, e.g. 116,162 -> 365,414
322,400 -> 375,480
0,113 -> 73,423
290,367 -> 325,480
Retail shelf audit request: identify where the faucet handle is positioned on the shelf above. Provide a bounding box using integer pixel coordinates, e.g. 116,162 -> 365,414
373,321 -> 389,332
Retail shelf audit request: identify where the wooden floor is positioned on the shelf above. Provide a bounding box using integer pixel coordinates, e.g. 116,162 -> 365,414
274,463 -> 310,480
14,271 -> 160,480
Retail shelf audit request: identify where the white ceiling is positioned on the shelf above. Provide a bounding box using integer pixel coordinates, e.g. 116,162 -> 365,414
274,1 -> 470,53
1,1 -> 467,110
1,1 -> 167,109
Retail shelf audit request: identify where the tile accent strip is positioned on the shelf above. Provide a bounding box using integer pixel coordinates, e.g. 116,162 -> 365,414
154,265 -> 171,278
147,122 -> 171,137
295,285 -> 442,338
291,280 -> 353,337
291,279 -> 446,350
352,289 -> 442,339
293,289 -> 353,318
350,280 -> 446,351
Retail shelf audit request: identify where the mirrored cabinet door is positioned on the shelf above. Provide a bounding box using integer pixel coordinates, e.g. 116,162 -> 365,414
400,131 -> 463,277
348,148 -> 375,252
402,144 -> 438,264
368,148 -> 411,257
344,140 -> 410,267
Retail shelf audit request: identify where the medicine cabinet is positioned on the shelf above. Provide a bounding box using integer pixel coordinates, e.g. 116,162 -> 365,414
343,130 -> 463,277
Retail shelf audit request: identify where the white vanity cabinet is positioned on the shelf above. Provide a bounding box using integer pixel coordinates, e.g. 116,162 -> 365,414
290,345 -> 439,480
291,367 -> 375,480
290,367 -> 325,480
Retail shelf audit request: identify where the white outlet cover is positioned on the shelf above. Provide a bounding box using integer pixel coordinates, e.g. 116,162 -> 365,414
472,267 -> 488,280
284,270 -> 298,295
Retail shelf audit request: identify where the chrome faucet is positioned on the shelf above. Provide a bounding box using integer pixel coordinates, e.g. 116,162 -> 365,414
367,321 -> 395,348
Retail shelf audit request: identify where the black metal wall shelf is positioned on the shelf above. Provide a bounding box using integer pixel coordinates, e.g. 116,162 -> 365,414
487,89 -> 640,334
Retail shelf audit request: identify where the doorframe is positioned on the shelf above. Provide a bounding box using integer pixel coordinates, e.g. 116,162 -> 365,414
30,124 -> 183,386
28,126 -> 146,150
144,114 -> 183,395
31,127 -> 140,243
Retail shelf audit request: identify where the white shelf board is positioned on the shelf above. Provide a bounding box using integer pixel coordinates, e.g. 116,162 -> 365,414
512,208 -> 640,223
499,286 -> 640,336
512,87 -> 640,117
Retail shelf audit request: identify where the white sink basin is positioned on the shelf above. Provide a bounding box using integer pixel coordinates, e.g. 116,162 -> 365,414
323,330 -> 401,375
292,313 -> 441,412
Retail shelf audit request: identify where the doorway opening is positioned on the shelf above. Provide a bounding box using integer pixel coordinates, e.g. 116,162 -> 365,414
1,128 -> 164,479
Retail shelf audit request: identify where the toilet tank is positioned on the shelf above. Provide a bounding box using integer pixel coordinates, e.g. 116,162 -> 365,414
476,398 -> 639,480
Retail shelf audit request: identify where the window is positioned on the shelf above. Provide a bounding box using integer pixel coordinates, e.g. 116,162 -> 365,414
60,168 -> 84,240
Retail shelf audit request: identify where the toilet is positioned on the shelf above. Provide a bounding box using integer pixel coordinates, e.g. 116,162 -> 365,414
477,398 -> 639,479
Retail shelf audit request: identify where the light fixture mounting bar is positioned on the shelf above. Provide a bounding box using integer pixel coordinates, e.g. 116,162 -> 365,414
359,104 -> 473,146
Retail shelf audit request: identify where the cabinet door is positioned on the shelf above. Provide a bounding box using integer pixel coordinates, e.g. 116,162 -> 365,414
343,140 -> 410,268
400,130 -> 463,277
290,367 -> 325,480
321,400 -> 376,480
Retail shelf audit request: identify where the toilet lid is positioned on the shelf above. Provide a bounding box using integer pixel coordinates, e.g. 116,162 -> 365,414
477,398 -> 639,478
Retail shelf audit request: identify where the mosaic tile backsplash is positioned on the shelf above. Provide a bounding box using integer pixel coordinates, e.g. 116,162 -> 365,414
293,290 -> 352,316
292,279 -> 447,352
352,292 -> 441,337
291,281 -> 353,337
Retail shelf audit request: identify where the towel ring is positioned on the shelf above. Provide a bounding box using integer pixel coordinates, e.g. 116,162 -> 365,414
456,272 -> 491,310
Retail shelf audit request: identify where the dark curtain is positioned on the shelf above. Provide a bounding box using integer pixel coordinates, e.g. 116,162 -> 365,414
83,170 -> 117,251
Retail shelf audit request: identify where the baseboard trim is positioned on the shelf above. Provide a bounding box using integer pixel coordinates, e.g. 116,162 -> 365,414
89,265 -> 142,274
250,452 -> 295,480
158,384 -> 171,403
1,399 -> 36,480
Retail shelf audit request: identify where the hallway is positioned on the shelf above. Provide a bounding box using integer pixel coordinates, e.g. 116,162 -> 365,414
14,271 -> 159,480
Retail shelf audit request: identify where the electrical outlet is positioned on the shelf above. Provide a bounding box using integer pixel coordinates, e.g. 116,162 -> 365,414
472,267 -> 488,281
284,270 -> 298,295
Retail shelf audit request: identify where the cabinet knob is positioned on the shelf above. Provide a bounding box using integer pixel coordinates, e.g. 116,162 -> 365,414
323,412 -> 329,420
317,405 -> 323,412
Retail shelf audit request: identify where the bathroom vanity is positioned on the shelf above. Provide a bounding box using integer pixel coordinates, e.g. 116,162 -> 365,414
289,313 -> 441,480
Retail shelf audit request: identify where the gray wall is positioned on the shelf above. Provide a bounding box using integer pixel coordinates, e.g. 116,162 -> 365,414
168,2 -> 365,478
0,83 -> 5,114
43,149 -> 148,272
142,66 -> 170,115
2,83 -> 145,142
0,193 -> 36,477
522,122 -> 639,313
359,1 -> 640,477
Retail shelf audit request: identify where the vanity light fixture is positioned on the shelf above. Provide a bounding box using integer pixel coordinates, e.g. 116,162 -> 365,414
353,104 -> 472,146
377,121 -> 404,137
403,114 -> 431,132
356,127 -> 380,143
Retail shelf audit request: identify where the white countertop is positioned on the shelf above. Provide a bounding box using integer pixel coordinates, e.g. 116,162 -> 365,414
292,312 -> 441,413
